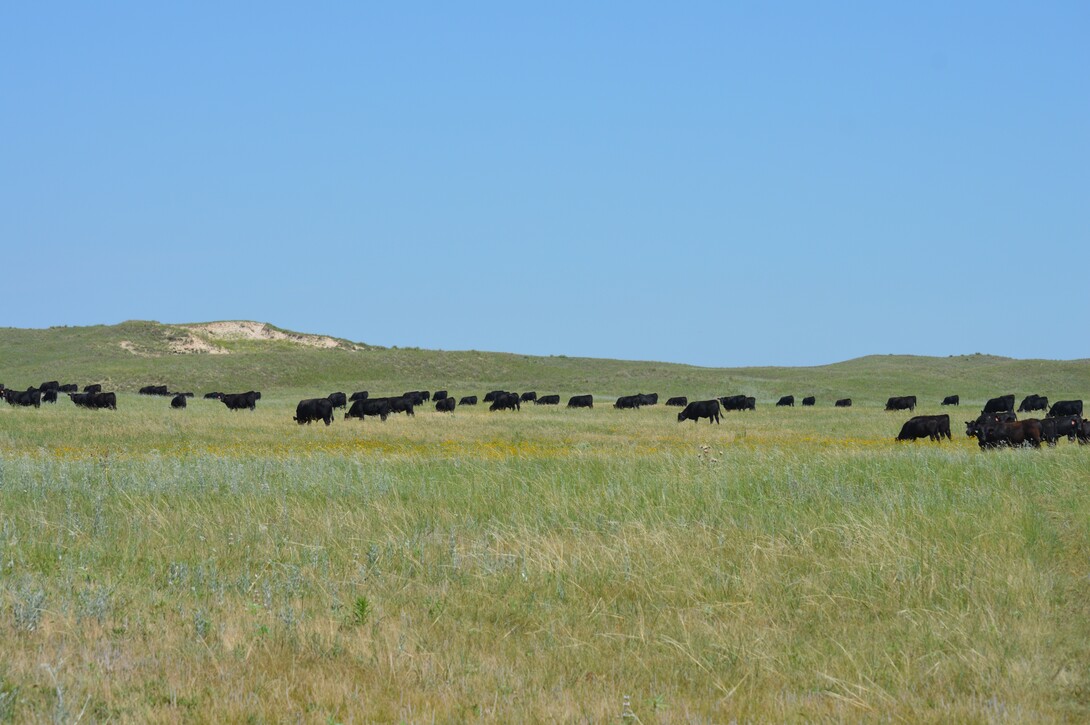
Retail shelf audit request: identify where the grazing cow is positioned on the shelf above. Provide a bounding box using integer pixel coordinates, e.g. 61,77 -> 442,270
69,393 -> 95,409
435,397 -> 456,413
1048,400 -> 1083,418
489,392 -> 521,412
941,395 -> 960,406
294,398 -> 334,425
459,395 -> 478,406
139,385 -> 171,396
58,384 -> 78,393
70,391 -> 116,410
614,395 -> 641,409
42,389 -> 58,404
972,418 -> 1042,449
665,396 -> 688,407
638,393 -> 659,406
327,392 -> 347,410
520,392 -> 537,403
1040,415 -> 1081,446
345,397 -> 391,422
885,396 -> 917,411
982,394 -> 1015,414
5,389 -> 41,408
170,394 -> 187,409
433,390 -> 449,402
835,398 -> 852,407
720,395 -> 756,411
678,399 -> 721,424
896,415 -> 951,442
802,396 -> 816,407
203,392 -> 223,399
83,384 -> 103,394
39,381 -> 60,391
1018,394 -> 1048,413
218,391 -> 260,411
388,397 -> 416,416
402,391 -> 427,406
776,395 -> 794,407
349,391 -> 369,402
567,394 -> 593,409
484,390 -> 505,403
534,395 -> 561,405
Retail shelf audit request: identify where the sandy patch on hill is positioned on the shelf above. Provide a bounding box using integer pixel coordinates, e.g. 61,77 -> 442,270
167,333 -> 228,355
184,321 -> 345,349
119,340 -> 158,357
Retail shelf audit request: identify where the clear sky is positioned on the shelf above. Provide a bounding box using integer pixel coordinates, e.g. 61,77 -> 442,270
2,3 -> 1087,366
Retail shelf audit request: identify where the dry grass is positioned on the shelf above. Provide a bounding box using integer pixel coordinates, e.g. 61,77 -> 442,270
1,396 -> 1089,721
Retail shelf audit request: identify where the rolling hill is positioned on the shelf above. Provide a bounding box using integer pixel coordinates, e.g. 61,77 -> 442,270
1,320 -> 1087,405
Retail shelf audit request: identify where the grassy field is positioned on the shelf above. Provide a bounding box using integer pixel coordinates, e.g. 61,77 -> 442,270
1,323 -> 1089,721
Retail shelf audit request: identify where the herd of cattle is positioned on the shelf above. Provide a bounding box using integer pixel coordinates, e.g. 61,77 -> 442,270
3,381 -> 1087,450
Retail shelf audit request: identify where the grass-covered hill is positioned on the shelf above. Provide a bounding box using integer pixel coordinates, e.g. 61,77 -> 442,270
1,319 -> 1088,406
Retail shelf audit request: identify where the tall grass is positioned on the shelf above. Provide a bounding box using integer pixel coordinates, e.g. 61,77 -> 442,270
1,396 -> 1089,720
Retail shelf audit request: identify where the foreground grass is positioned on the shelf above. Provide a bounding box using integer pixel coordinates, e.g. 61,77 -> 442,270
1,398 -> 1089,721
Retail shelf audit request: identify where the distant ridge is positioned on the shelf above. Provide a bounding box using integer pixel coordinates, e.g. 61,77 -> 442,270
0,321 -> 1087,403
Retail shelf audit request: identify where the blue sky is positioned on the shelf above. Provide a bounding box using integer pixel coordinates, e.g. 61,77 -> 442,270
2,3 -> 1087,366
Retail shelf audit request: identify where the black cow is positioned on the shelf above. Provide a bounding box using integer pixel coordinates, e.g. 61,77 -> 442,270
4,389 -> 41,408
638,393 -> 659,406
1040,415 -> 1081,446
835,398 -> 852,407
58,384 -> 78,393
295,398 -> 334,425
665,396 -> 688,407
69,393 -> 94,409
83,384 -> 103,394
219,391 -> 260,411
401,391 -> 427,406
885,396 -> 917,411
39,381 -> 60,391
802,396 -> 816,407
388,397 -> 416,416
459,395 -> 478,406
1018,394 -> 1048,413
776,395 -> 794,407
520,392 -> 537,403
678,399 -> 721,424
1078,419 -> 1090,444
534,395 -> 560,405
349,391 -> 369,402
435,397 -> 456,413
567,394 -> 593,408
489,392 -> 521,412
896,414 -> 951,442
1048,400 -> 1083,418
42,389 -> 58,404
941,395 -> 960,406
327,392 -> 347,410
433,390 -> 449,402
614,395 -> 641,409
170,394 -> 187,409
139,385 -> 171,396
982,394 -> 1015,414
345,397 -> 391,422
720,395 -> 756,411
70,391 -> 116,410
484,390 -> 505,403
204,392 -> 223,399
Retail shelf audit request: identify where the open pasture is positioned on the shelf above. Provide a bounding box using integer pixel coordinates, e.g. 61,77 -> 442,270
2,391 -> 1090,721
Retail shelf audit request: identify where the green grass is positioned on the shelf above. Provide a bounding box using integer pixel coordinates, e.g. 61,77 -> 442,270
1,323 -> 1089,720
